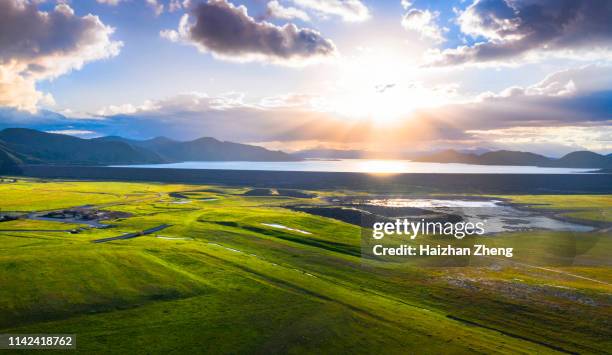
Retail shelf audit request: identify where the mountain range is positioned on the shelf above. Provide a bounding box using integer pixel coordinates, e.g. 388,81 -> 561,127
94,135 -> 295,162
0,128 -> 611,174
292,148 -> 492,160
292,148 -> 612,169
0,128 -> 296,173
412,149 -> 612,169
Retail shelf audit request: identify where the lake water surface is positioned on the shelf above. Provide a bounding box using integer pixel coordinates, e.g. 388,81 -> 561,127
358,198 -> 594,233
116,159 -> 594,174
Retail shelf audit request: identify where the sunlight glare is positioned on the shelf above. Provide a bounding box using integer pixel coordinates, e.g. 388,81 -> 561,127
327,47 -> 451,123
355,159 -> 408,174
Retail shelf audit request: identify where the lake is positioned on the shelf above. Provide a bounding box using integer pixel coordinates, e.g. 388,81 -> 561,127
115,159 -> 594,174
356,198 -> 594,233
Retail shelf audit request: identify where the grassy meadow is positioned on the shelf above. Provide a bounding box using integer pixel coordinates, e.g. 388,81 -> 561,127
0,179 -> 610,354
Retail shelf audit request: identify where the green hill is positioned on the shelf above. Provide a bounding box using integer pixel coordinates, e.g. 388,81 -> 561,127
0,146 -> 22,174
0,128 -> 165,165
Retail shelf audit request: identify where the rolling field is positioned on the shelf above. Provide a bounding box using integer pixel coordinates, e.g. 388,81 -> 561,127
0,179 -> 610,354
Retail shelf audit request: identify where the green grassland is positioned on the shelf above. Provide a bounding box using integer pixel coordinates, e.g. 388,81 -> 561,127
0,179 -> 610,354
498,194 -> 612,223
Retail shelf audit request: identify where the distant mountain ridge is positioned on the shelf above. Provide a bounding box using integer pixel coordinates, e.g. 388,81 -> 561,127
94,135 -> 296,162
292,148 -> 492,160
414,149 -> 612,169
293,148 -> 612,169
1,128 -> 611,174
0,128 -> 298,173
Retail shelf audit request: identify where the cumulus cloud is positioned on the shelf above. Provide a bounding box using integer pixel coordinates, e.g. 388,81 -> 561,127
161,0 -> 336,65
290,0 -> 369,22
466,125 -> 612,156
169,0 -> 184,12
402,9 -> 446,44
96,92 -> 251,116
530,65 -> 612,94
146,0 -> 164,16
428,0 -> 612,66
435,65 -> 612,132
0,1 -> 122,112
267,1 -> 310,22
259,93 -> 320,108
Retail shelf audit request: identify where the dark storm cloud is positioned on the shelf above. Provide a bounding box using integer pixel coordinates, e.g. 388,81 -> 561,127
163,0 -> 336,63
430,0 -> 612,66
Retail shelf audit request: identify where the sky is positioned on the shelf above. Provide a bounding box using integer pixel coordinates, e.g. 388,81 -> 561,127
0,0 -> 611,156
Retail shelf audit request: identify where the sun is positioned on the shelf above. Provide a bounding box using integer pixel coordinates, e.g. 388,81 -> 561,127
322,46 -> 452,122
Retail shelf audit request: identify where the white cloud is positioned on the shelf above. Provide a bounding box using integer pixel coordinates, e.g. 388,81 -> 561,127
401,0 -> 412,10
45,129 -> 98,136
529,64 -> 612,94
401,9 -> 446,44
96,0 -> 122,5
96,103 -> 139,116
0,1 -> 122,112
259,93 -> 321,108
267,1 -> 310,22
467,125 -> 612,155
428,65 -> 612,143
95,92 -> 253,117
477,64 -> 612,100
169,0 -> 183,12
291,0 -> 369,22
146,0 -> 164,16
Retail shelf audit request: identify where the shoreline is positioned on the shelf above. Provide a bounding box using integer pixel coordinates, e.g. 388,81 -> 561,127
17,165 -> 612,194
